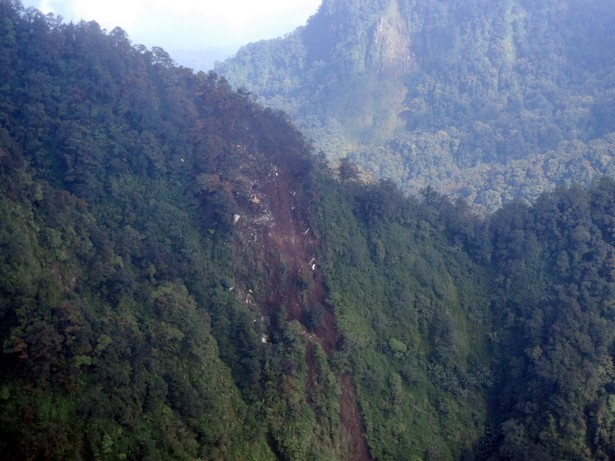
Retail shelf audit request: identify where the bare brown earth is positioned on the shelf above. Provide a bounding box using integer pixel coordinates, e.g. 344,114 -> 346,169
340,374 -> 372,461
231,154 -> 371,461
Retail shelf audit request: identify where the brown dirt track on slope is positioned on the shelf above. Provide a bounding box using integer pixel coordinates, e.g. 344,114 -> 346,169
232,157 -> 371,461
340,374 -> 372,461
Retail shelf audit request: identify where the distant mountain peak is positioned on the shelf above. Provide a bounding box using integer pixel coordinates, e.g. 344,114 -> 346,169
217,0 -> 615,211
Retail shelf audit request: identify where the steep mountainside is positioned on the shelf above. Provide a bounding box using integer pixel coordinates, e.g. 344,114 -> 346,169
0,3 -> 488,459
2,2 -> 615,460
216,0 -> 615,211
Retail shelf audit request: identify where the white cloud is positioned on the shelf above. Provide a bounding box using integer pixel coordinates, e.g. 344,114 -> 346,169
25,0 -> 320,44
21,0 -> 321,69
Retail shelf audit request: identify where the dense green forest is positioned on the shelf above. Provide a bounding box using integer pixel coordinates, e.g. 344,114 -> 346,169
1,1 -> 615,460
216,0 -> 615,212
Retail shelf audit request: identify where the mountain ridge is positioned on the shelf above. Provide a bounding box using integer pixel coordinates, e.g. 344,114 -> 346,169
216,0 -> 615,211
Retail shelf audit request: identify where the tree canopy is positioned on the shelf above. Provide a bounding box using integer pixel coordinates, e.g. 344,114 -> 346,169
1,1 -> 615,460
217,0 -> 615,212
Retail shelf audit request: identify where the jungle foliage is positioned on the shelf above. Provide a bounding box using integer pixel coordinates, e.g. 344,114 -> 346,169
216,0 -> 615,212
1,2 -> 615,460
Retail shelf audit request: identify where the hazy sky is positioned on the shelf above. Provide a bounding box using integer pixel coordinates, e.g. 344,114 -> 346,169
20,0 -> 322,69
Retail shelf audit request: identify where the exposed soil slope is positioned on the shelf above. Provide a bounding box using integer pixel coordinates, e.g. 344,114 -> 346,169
231,153 -> 371,460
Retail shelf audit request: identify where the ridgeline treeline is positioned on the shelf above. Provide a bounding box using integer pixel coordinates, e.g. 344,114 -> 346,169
1,2 -> 615,460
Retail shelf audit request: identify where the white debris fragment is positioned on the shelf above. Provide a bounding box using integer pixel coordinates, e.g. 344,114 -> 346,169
233,214 -> 241,224
261,334 -> 269,344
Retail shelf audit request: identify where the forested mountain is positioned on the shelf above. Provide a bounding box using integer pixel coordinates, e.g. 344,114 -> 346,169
1,1 -> 615,460
216,0 -> 615,211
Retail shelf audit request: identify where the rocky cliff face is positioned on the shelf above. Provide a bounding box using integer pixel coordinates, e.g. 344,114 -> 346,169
368,1 -> 412,78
